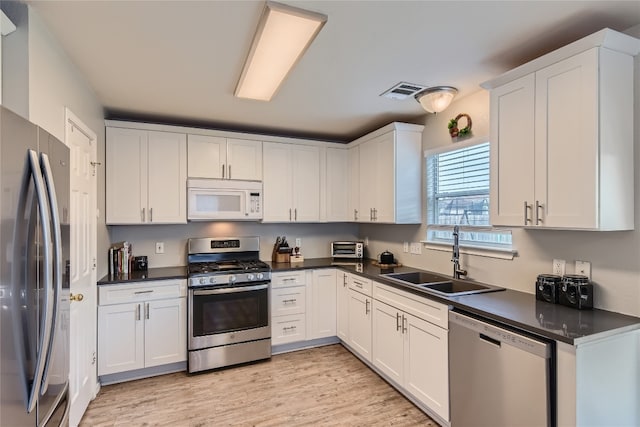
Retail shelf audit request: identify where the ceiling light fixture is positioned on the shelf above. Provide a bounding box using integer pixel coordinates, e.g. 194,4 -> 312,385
235,1 -> 327,101
415,86 -> 458,113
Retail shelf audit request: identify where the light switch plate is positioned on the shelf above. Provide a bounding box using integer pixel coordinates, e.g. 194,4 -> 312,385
155,242 -> 165,254
575,260 -> 591,280
295,238 -> 302,248
403,242 -> 409,253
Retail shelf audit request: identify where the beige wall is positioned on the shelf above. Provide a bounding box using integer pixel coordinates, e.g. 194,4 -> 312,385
361,34 -> 640,316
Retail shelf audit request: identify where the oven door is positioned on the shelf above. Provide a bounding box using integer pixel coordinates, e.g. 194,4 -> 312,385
188,282 -> 270,350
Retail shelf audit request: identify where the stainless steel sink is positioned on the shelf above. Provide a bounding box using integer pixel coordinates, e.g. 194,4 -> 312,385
382,271 -> 504,297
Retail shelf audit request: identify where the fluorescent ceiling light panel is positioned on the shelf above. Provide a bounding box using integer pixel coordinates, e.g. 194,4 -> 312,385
235,1 -> 327,101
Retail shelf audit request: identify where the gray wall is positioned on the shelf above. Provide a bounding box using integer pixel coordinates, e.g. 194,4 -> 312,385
361,27 -> 640,317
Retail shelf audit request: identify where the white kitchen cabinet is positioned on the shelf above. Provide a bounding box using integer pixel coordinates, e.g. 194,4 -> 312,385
347,288 -> 372,362
336,271 -> 349,341
326,147 -> 349,222
187,134 -> 262,181
372,282 -> 450,422
353,123 -> 423,224
97,279 -> 187,376
485,32 -> 636,230
308,269 -> 337,339
347,146 -> 360,221
106,127 -> 187,224
263,142 -> 320,222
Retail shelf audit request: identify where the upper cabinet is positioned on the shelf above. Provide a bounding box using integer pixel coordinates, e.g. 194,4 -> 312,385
352,123 -> 423,224
326,147 -> 349,222
187,134 -> 262,181
484,29 -> 639,230
263,142 -> 320,222
106,127 -> 187,225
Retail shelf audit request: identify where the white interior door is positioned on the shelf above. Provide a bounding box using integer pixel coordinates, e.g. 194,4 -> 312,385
66,109 -> 97,426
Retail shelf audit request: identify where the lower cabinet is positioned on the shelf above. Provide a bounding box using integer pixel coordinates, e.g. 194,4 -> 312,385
372,282 -> 450,422
97,279 -> 187,376
309,269 -> 337,339
347,288 -> 373,362
336,271 -> 349,341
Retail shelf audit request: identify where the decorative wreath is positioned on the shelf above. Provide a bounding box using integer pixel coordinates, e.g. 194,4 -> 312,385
448,113 -> 472,138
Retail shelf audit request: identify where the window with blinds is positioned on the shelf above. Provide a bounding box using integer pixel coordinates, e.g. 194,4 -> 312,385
426,142 -> 512,248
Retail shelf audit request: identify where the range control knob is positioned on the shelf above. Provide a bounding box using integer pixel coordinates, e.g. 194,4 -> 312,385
199,278 -> 206,285
256,273 -> 264,280
247,274 -> 255,281
229,275 -> 237,283
209,277 -> 216,284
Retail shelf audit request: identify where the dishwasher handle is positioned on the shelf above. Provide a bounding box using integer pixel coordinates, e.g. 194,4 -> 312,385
449,311 -> 550,359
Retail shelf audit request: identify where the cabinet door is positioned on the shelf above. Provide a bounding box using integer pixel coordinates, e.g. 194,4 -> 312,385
374,132 -> 396,223
326,148 -> 349,222
309,269 -> 337,339
535,48 -> 598,229
144,298 -> 187,368
347,289 -> 372,362
372,300 -> 404,385
262,142 -> 293,222
348,146 -> 360,221
489,74 -> 536,226
147,131 -> 187,223
187,134 -> 226,179
106,127 -> 147,224
404,313 -> 449,421
226,138 -> 262,181
292,145 -> 320,222
97,303 -> 144,375
358,140 -> 377,222
336,271 -> 349,341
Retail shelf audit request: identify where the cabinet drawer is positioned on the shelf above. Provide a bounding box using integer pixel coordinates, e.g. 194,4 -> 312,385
271,286 -> 306,316
98,279 -> 187,305
271,271 -> 306,288
374,282 -> 449,329
271,313 -> 306,345
348,274 -> 372,296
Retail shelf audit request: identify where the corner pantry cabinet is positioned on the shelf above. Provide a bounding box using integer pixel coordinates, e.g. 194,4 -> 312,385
97,279 -> 187,376
484,29 -> 639,230
353,122 -> 423,224
106,126 -> 187,224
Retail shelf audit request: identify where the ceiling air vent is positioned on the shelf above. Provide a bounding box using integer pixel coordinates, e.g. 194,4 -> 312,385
380,82 -> 428,100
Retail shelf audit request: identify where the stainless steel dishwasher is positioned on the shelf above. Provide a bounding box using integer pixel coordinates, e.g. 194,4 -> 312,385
449,311 -> 554,427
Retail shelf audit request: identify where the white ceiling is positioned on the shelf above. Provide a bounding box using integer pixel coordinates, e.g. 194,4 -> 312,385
28,1 -> 640,142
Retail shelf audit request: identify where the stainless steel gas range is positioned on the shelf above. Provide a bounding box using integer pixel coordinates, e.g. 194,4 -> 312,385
187,237 -> 271,373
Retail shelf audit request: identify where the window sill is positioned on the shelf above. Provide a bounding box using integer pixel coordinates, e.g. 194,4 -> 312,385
420,240 -> 517,260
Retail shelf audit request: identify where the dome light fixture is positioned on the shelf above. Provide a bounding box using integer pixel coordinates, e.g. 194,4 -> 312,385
415,86 -> 458,113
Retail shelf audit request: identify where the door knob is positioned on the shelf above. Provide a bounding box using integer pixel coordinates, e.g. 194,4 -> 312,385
70,293 -> 84,302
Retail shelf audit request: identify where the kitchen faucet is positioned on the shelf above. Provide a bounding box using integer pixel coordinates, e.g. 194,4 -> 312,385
452,225 -> 467,279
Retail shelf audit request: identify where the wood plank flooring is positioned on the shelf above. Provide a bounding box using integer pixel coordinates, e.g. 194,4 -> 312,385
81,344 -> 437,426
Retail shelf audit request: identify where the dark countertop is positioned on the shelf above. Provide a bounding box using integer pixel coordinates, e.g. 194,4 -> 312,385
97,266 -> 188,285
269,258 -> 640,345
98,259 -> 640,345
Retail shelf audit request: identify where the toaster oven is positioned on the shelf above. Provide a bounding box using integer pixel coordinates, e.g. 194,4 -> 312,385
331,241 -> 364,259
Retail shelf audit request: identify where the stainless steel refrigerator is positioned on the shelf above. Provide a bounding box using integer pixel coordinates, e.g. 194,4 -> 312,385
1,106 -> 70,426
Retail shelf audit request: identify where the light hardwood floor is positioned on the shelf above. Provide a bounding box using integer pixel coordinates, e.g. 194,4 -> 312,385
81,344 -> 437,426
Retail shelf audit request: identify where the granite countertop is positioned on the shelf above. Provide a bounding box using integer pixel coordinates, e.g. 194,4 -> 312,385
98,258 -> 640,345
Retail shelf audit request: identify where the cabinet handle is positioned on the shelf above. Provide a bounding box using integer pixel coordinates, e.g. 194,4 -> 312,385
294,208 -> 297,221
134,290 -> 153,294
373,208 -> 377,221
283,325 -> 297,331
283,277 -> 297,282
524,201 -> 532,225
354,209 -> 358,221
396,312 -> 402,331
228,165 -> 231,179
150,207 -> 153,222
370,208 -> 373,221
354,281 -> 363,288
222,164 -> 225,179
136,304 -> 141,321
289,208 -> 292,221
141,208 -> 145,222
402,315 -> 407,333
282,298 -> 297,304
365,299 -> 370,315
145,302 -> 150,320
343,274 -> 347,286
535,200 -> 543,225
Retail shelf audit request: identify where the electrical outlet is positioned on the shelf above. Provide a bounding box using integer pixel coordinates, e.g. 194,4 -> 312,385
414,242 -> 422,255
364,237 -> 369,246
403,242 -> 409,253
295,238 -> 302,248
552,259 -> 565,276
155,242 -> 165,254
575,260 -> 591,280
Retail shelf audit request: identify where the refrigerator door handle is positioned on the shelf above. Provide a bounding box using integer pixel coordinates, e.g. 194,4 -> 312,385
25,149 -> 55,413
39,152 -> 63,395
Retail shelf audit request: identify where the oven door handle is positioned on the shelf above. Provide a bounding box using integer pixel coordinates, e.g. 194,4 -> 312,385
193,284 -> 268,296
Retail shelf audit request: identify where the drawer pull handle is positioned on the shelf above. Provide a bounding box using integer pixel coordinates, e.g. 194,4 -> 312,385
282,299 -> 297,304
283,325 -> 297,331
134,290 -> 154,294
136,304 -> 141,321
354,282 -> 363,288
365,299 -> 370,314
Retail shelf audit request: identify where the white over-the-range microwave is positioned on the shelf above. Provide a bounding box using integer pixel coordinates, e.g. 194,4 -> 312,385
187,178 -> 262,221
